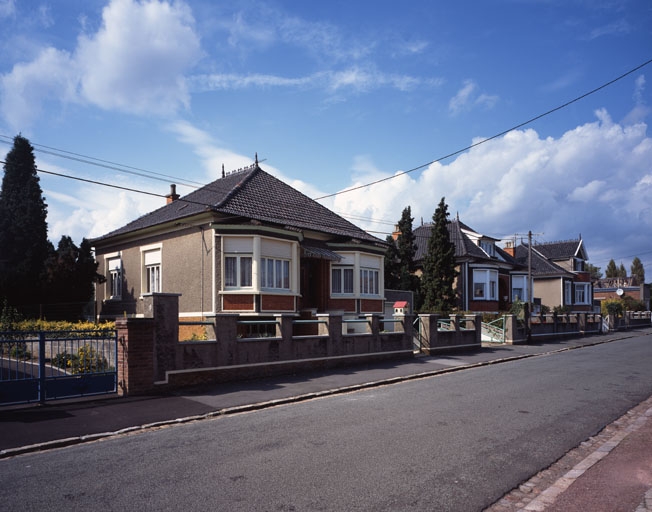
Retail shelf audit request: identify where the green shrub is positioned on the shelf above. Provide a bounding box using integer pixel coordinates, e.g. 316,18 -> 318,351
53,345 -> 109,374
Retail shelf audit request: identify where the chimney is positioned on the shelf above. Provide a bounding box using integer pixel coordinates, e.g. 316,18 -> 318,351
504,240 -> 515,257
391,223 -> 401,241
166,184 -> 180,204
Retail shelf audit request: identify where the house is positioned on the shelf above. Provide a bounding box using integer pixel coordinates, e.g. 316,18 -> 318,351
509,238 -> 593,312
91,160 -> 387,322
412,218 -> 525,312
593,277 -> 650,310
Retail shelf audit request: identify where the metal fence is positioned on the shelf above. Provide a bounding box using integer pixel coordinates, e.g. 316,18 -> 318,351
0,330 -> 118,406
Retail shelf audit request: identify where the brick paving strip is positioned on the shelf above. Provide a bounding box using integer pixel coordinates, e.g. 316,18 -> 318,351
486,394 -> 652,512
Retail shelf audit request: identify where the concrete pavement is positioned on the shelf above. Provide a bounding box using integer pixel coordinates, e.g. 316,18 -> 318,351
1,327 -> 651,511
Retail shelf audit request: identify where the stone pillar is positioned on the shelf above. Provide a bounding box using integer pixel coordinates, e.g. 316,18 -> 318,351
116,317 -> 155,396
418,314 -> 440,355
274,314 -> 295,360
579,313 -> 586,333
142,293 -> 180,382
319,312 -> 343,356
365,313 -> 381,353
214,314 -> 239,365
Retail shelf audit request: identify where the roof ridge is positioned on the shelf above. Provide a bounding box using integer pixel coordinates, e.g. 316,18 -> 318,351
215,164 -> 259,208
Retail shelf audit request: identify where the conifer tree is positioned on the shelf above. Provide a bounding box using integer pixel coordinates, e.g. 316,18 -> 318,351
631,257 -> 645,284
0,135 -> 52,308
605,259 -> 618,278
395,206 -> 419,291
420,197 -> 457,313
617,263 -> 627,278
384,234 -> 400,289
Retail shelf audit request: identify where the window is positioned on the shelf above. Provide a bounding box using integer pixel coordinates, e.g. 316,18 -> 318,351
574,283 -> 590,305
574,258 -> 585,272
511,275 -> 527,302
332,266 -> 354,294
360,268 -> 379,295
473,269 -> 498,300
225,255 -> 252,288
143,249 -> 161,293
262,257 -> 290,290
480,240 -> 495,257
107,257 -> 122,299
564,281 -> 572,305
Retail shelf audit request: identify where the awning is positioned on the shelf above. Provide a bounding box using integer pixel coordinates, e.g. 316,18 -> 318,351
301,243 -> 342,261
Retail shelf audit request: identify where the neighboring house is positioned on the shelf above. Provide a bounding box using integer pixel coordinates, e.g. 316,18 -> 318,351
412,219 -> 525,312
91,161 -> 387,321
593,277 -> 650,310
509,238 -> 593,312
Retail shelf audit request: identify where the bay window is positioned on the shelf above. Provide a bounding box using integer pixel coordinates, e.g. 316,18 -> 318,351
473,269 -> 498,300
225,255 -> 252,288
574,283 -> 590,305
332,266 -> 354,294
360,268 -> 379,295
262,257 -> 290,290
511,275 -> 527,302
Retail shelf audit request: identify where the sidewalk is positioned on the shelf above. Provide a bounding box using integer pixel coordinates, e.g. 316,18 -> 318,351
1,328 -> 651,511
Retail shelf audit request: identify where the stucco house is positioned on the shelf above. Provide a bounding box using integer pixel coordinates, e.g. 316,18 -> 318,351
91,160 -> 386,323
509,238 -> 593,312
412,219 -> 525,312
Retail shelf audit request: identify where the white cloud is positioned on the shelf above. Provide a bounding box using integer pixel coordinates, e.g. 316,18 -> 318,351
77,0 -> 201,114
449,80 -> 498,116
0,0 -> 202,130
324,110 -> 652,267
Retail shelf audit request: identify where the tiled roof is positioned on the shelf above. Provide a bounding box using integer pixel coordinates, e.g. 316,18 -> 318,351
532,239 -> 585,261
413,220 -> 519,266
513,244 -> 573,278
92,164 -> 382,245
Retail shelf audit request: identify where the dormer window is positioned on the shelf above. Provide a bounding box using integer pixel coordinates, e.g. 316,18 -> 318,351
480,240 -> 495,257
573,258 -> 585,272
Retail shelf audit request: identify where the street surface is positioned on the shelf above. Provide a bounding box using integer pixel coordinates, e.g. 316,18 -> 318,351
1,334 -> 651,511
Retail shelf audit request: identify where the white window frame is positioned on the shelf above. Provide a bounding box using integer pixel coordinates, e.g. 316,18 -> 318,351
224,254 -> 253,289
141,245 -> 162,294
564,281 -> 572,305
105,255 -> 122,300
480,240 -> 495,257
574,283 -> 590,305
511,275 -> 527,302
473,269 -> 498,301
360,268 -> 379,296
332,265 -> 354,295
261,257 -> 290,290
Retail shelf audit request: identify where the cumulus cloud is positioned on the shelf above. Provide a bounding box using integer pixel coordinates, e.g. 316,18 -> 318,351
0,0 -> 202,130
321,110 -> 652,267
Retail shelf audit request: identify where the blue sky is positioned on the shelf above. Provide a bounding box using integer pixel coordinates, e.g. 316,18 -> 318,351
0,0 -> 651,277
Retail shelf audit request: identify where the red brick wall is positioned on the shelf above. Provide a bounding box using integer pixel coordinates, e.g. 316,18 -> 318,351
261,294 -> 295,311
327,298 -> 356,312
468,300 -> 500,312
223,294 -> 254,311
361,299 -> 383,313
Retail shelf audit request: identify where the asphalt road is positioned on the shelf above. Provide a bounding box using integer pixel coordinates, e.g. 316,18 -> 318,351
2,334 -> 651,511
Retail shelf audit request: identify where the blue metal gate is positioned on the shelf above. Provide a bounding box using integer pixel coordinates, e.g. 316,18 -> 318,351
0,330 -> 118,406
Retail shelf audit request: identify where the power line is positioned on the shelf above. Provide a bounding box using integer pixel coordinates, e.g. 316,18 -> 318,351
313,57 -> 652,201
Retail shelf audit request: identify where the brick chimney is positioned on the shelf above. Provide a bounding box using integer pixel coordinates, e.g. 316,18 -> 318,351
166,184 -> 180,204
504,240 -> 515,257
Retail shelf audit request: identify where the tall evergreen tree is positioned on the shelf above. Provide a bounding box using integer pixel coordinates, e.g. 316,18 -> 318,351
395,206 -> 418,291
631,257 -> 645,284
0,135 -> 52,309
43,237 -> 105,318
420,197 -> 457,313
384,234 -> 400,289
617,262 -> 627,278
605,259 -> 618,278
